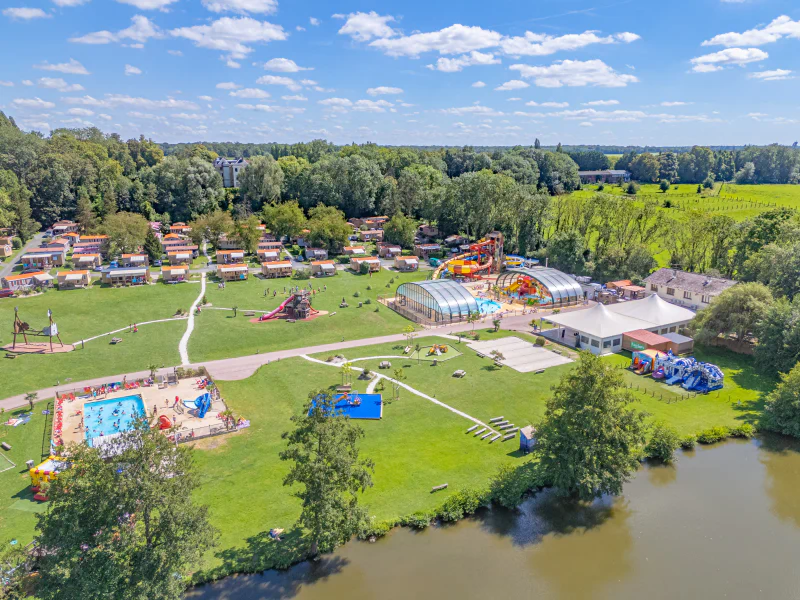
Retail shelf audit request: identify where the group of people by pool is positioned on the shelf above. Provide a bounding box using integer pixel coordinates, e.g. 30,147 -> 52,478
83,400 -> 143,438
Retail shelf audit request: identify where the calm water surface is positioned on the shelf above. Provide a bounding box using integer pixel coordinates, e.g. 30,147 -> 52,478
188,437 -> 800,600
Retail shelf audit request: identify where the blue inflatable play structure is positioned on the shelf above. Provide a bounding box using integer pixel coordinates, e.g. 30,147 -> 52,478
652,351 -> 723,393
183,393 -> 212,418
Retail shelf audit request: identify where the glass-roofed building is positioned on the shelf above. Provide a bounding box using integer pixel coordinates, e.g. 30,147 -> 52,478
394,279 -> 479,324
496,267 -> 584,307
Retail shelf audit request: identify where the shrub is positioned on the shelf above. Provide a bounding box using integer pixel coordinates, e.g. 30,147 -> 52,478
293,270 -> 311,280
401,511 -> 433,530
366,284 -> 372,290
489,461 -> 544,509
337,255 -> 350,265
659,179 -> 670,192
626,182 -> 639,195
696,426 -> 729,444
597,183 -> 605,191
353,290 -> 361,298
645,422 -> 681,464
359,262 -> 370,275
389,277 -> 395,284
364,298 -> 372,305
534,336 -> 546,347
436,488 -> 486,522
11,237 -> 22,249
663,200 -> 672,209
357,518 -> 394,540
730,423 -> 756,439
703,177 -> 715,189
680,435 -> 697,450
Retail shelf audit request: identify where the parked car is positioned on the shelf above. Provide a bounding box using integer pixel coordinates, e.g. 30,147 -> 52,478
153,260 -> 162,267
0,289 -> 14,298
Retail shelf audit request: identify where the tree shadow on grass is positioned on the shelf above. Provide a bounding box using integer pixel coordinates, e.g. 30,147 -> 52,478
197,529 -> 350,600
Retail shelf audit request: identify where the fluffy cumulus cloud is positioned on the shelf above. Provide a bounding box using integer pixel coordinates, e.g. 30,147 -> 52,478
336,11 -> 396,42
316,97 -> 393,113
748,68 -> 793,81
53,0 -> 90,5
70,15 -> 161,45
495,79 -> 529,91
115,0 -> 178,10
0,81 -> 13,87
216,81 -> 241,89
500,30 -> 639,56
526,101 -> 569,107
440,105 -> 504,117
260,58 -> 312,72
255,74 -> 301,91
282,94 -> 308,101
661,101 -> 691,106
703,15 -> 800,48
12,97 -> 56,109
170,17 -> 287,57
583,99 -> 619,106
510,59 -> 639,88
125,64 -> 143,76
230,87 -> 271,98
34,58 -> 90,75
67,107 -> 94,116
472,81 -> 486,88
690,47 -> 768,72
2,7 -> 50,19
37,77 -> 84,92
366,86 -> 403,96
427,51 -> 500,72
201,0 -> 277,14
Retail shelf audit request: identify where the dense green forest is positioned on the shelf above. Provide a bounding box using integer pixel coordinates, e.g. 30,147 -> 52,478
3,110 -> 800,286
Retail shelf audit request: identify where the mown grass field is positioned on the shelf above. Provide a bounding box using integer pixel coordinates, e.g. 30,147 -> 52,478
0,331 -> 774,577
188,268 -> 427,363
0,283 -> 198,397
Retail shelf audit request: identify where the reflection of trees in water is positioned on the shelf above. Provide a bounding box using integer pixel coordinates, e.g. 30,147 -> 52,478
479,489 -> 634,600
759,434 -> 800,528
644,462 -> 677,488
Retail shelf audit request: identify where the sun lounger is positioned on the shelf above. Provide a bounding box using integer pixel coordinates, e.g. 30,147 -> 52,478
489,416 -> 504,423
502,433 -> 515,441
473,427 -> 487,437
499,424 -> 515,430
480,432 -> 493,440
489,434 -> 501,443
466,424 -> 478,433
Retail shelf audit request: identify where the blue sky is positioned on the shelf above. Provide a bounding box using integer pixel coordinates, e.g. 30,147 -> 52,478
1,0 -> 799,146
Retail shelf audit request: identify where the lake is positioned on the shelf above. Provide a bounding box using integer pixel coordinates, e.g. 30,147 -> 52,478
188,436 -> 800,600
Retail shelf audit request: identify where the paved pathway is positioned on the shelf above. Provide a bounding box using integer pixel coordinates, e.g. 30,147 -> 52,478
0,233 -> 45,279
179,273 -> 206,365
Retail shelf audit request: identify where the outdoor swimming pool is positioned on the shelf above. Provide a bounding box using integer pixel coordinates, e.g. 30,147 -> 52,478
84,395 -> 146,447
476,298 -> 502,314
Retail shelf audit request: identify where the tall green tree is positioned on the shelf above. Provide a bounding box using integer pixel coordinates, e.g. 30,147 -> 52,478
761,362 -> 800,438
382,213 -> 417,248
262,200 -> 307,241
535,352 -> 648,500
143,226 -> 162,264
233,214 -> 264,255
238,155 -> 284,212
691,282 -> 773,344
280,390 -> 374,556
35,420 -> 217,600
306,204 -> 351,253
101,211 -> 150,255
188,210 -> 234,249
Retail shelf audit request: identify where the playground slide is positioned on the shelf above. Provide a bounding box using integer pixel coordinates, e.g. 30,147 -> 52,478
508,281 -> 521,293
665,375 -> 682,385
261,295 -> 295,320
682,375 -> 698,390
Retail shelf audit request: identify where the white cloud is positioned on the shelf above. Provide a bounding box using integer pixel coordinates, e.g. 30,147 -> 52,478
256,74 -> 301,91
507,97 -> 521,102
661,101 -> 692,106
526,101 -> 569,107
3,7 -> 50,19
282,94 -> 307,101
216,81 -> 241,89
495,79 -> 529,91
202,0 -> 277,14
67,107 -> 94,116
70,15 -> 161,45
500,30 -> 639,56
34,58 -> 90,75
440,105 -> 504,117
168,49 -> 183,56
98,113 -> 112,120
583,99 -> 619,106
295,26 -> 305,32
352,99 -> 393,112
225,59 -> 241,68
234,103 -> 305,114
472,81 -> 486,88
703,16 -> 800,48
337,11 -> 396,42
260,58 -> 312,72
511,59 -> 639,88
22,80 -> 33,86
230,87 -> 271,98
366,86 -> 403,96
0,81 -> 13,87
12,97 -> 56,109
20,120 -> 51,131
310,17 -> 320,26
115,0 -> 178,10
427,51 -> 500,72
125,64 -> 143,76
37,77 -> 84,92
170,17 -> 287,57
172,112 -> 207,120
748,68 -> 793,81
53,0 -> 90,5
580,121 -> 593,127
63,94 -> 199,110
373,24 -> 503,58
690,47 -> 768,72
198,95 -> 214,101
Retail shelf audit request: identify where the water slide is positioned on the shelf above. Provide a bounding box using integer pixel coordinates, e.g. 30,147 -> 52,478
261,295 -> 295,320
432,252 -> 472,279
183,392 -> 212,418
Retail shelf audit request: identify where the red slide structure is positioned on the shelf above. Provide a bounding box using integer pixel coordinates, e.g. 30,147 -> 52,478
259,295 -> 295,321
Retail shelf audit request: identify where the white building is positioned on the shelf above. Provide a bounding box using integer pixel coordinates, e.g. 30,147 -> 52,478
643,268 -> 737,310
544,295 -> 696,355
213,157 -> 248,188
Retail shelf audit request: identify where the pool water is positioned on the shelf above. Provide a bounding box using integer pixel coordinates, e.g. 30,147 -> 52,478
475,298 -> 502,314
84,395 -> 146,446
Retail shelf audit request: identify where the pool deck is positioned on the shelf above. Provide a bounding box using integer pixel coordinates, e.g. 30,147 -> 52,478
57,378 -> 228,446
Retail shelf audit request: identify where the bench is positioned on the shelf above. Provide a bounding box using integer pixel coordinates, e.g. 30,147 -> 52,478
243,311 -> 255,317
431,483 -> 448,492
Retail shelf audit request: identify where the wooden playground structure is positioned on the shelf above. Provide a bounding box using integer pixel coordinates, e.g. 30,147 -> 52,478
4,307 -> 74,355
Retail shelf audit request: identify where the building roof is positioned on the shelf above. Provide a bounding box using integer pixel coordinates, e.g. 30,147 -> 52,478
122,253 -> 146,258
663,332 -> 693,344
217,249 -> 244,255
578,170 -> 630,176
79,234 -> 107,240
76,253 -> 101,259
607,279 -> 632,288
105,268 -> 148,276
547,295 -> 695,339
396,256 -> 419,261
624,329 -> 671,346
218,263 -> 248,272
396,279 -> 479,319
4,271 -> 45,282
497,267 -> 584,305
643,268 -> 738,296
311,260 -> 335,265
58,270 -> 90,276
265,261 -> 292,268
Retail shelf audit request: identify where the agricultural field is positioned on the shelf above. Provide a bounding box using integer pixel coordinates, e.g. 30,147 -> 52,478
0,332 -> 768,577
188,268 -> 428,363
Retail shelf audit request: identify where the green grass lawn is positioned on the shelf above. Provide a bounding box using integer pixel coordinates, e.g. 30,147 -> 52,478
188,268 -> 427,363
0,283 -> 199,397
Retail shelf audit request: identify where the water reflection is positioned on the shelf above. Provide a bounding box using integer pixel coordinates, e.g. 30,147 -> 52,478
189,439 -> 800,600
